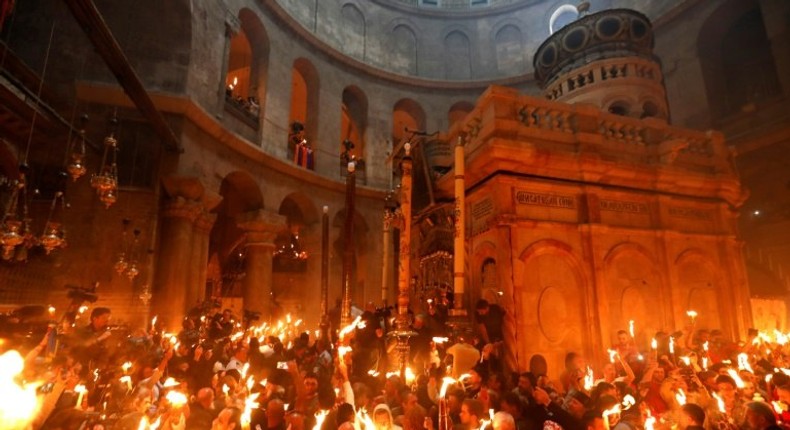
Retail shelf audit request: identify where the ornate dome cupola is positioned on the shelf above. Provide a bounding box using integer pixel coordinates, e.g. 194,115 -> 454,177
533,8 -> 669,120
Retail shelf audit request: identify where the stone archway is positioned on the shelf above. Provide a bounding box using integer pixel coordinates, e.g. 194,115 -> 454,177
517,239 -> 588,377
602,243 -> 665,349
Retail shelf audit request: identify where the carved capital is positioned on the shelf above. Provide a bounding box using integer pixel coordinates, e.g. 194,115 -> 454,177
194,212 -> 217,234
237,209 -> 286,247
163,196 -> 203,222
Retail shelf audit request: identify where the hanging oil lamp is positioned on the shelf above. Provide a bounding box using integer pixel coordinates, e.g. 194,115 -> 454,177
91,112 -> 119,208
39,191 -> 67,254
126,228 -> 141,281
1,178 -> 27,260
114,218 -> 131,274
66,114 -> 88,182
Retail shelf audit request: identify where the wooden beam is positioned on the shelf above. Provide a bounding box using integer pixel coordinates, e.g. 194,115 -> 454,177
61,0 -> 183,153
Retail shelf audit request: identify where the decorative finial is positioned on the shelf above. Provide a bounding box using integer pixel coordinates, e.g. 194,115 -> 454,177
404,142 -> 411,156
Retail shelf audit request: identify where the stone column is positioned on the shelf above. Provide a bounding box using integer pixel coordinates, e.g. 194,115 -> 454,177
154,196 -> 201,329
238,209 -> 285,319
186,211 -> 216,312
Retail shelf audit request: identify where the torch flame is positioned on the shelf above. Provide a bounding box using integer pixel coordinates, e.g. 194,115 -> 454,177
0,351 -> 41,428
726,369 -> 745,389
737,353 -> 753,373
675,388 -> 687,406
313,410 -> 329,430
440,377 -> 458,398
166,390 -> 188,408
712,392 -> 726,414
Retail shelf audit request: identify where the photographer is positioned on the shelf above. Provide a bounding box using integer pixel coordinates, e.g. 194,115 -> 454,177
70,307 -> 113,369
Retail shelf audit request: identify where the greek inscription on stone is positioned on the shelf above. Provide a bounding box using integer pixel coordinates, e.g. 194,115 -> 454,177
515,191 -> 576,209
472,198 -> 494,220
599,199 -> 647,214
668,206 -> 712,220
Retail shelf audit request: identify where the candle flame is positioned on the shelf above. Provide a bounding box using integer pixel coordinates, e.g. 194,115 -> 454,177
651,338 -> 657,350
622,395 -> 636,410
629,320 -> 635,338
703,341 -> 709,352
726,369 -> 745,389
644,409 -> 656,430
669,336 -> 675,354
602,404 -> 621,430
313,410 -> 329,430
433,337 -> 450,344
712,392 -> 726,414
680,356 -> 691,366
339,316 -> 362,339
607,349 -> 617,363
675,388 -> 687,406
122,361 -> 133,373
583,366 -> 594,391
440,377 -> 457,398
166,390 -> 188,407
686,310 -> 697,318
162,377 -> 180,388
737,353 -> 753,373
702,357 -> 709,370
772,401 -> 786,414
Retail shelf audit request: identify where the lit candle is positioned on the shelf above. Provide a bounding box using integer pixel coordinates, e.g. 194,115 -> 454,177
74,384 -> 87,409
686,310 -> 697,324
608,349 -> 618,363
629,320 -> 635,338
48,305 -> 56,318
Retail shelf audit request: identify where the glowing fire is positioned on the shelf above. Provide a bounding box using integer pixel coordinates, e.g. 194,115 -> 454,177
737,353 -> 753,373
440,376 -> 457,398
675,388 -> 687,406
607,349 -> 617,363
726,369 -> 745,389
712,392 -> 726,414
583,366 -> 594,391
0,351 -> 40,428
165,390 -> 188,408
313,410 -> 329,430
629,320 -> 635,338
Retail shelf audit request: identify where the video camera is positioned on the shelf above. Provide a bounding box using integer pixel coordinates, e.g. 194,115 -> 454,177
66,283 -> 98,303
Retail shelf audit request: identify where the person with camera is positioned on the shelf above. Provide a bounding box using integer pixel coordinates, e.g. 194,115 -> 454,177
70,307 -> 113,369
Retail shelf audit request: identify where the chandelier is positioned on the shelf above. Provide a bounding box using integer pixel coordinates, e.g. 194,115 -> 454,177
90,112 -> 119,208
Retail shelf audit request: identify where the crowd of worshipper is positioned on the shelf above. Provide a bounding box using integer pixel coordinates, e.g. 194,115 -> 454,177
3,297 -> 790,430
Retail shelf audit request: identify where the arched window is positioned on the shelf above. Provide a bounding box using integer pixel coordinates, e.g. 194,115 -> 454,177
289,58 -> 320,169
392,98 -> 426,147
341,4 -> 365,60
444,30 -> 472,80
448,101 -> 474,129
494,24 -> 525,76
224,10 -> 270,129
391,24 -> 417,75
341,86 -> 368,181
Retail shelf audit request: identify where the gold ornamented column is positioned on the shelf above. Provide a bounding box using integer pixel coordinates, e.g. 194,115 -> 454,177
393,144 -> 416,377
237,209 -> 286,319
381,193 -> 396,304
341,162 -> 357,328
451,137 -> 467,318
